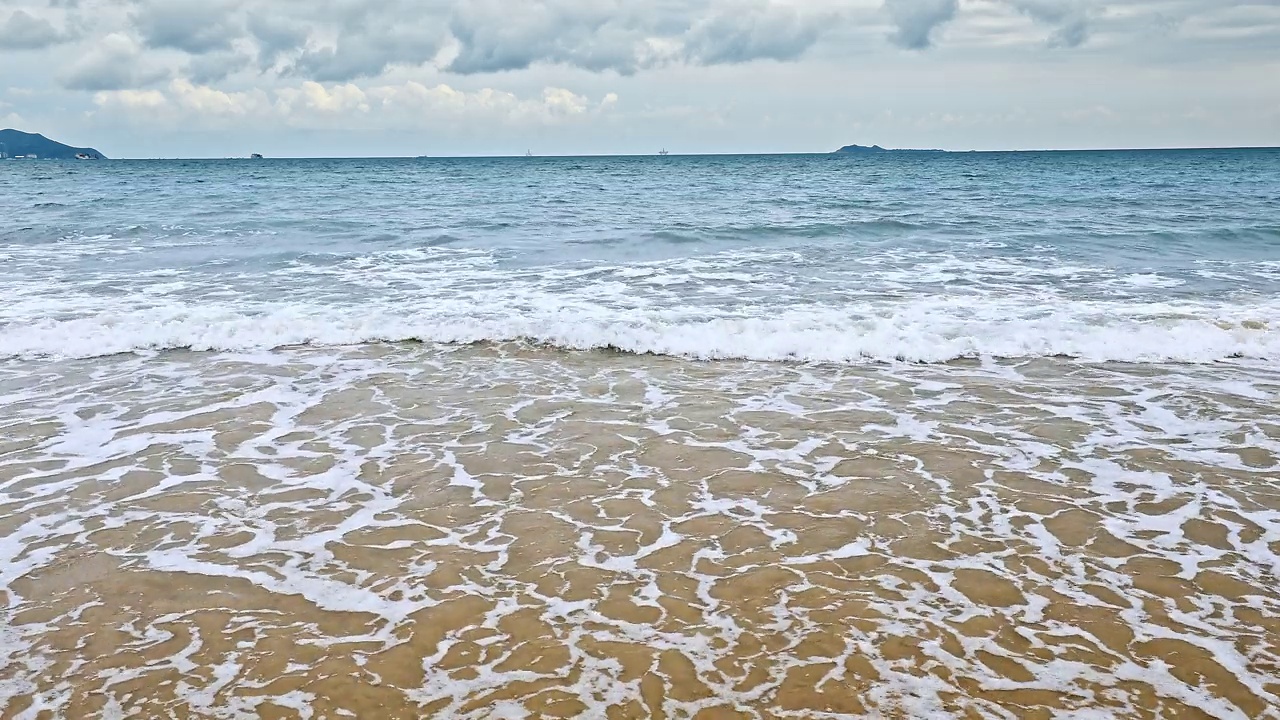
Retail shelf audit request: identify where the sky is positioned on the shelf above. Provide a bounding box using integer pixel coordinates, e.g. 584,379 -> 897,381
0,0 -> 1277,157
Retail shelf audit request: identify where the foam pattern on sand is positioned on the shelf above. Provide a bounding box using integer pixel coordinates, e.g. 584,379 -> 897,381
2,345 -> 1278,718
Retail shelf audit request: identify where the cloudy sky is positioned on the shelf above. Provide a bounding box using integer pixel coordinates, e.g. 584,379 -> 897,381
1,0 -> 1277,157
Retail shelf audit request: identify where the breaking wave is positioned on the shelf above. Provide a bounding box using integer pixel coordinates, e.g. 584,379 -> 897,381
4,300 -> 1277,364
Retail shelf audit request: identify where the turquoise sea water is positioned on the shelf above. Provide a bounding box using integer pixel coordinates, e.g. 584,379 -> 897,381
2,149 -> 1278,362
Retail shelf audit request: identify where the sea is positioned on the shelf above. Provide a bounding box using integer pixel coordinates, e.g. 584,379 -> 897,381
1,150 -> 1278,719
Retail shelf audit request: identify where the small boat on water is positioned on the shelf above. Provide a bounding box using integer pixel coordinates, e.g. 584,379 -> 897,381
659,149 -> 669,156
250,153 -> 264,159
525,150 -> 533,157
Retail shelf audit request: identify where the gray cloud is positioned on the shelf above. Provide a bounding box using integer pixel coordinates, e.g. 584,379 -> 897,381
185,51 -> 255,84
244,11 -> 310,66
131,0 -> 242,53
291,24 -> 446,82
884,0 -> 958,49
244,0 -> 452,80
446,0 -> 830,75
21,0 -> 1280,91
61,63 -> 141,92
0,9 -> 69,49
445,1 -> 635,74
1051,17 -> 1089,48
1010,0 -> 1090,48
59,33 -> 169,91
83,0 -> 837,80
684,3 -> 826,65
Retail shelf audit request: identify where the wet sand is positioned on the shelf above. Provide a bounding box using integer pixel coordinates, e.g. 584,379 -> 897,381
2,344 -> 1279,718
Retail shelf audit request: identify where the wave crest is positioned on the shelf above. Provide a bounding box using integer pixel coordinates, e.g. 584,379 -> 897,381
3,302 -> 1277,364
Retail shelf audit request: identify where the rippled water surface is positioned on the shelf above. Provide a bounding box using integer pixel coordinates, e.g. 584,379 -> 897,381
3,151 -> 1279,361
1,151 -> 1279,718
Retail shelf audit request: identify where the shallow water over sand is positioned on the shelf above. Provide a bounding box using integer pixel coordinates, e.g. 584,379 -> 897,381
2,344 -> 1278,718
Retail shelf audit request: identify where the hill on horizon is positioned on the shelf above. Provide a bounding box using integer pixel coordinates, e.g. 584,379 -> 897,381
0,129 -> 106,159
834,144 -> 946,154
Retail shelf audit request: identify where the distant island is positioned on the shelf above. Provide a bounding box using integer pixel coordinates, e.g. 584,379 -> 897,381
0,129 -> 107,160
834,144 -> 946,154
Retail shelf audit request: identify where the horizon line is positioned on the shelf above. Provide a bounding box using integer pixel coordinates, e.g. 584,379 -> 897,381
52,145 -> 1280,161
5,127 -> 1278,159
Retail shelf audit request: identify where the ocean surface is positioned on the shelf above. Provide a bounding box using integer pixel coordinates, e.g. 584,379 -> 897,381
1,151 -> 1279,718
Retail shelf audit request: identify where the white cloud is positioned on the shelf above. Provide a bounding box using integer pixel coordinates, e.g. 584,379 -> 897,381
93,88 -> 167,111
276,82 -> 370,116
91,79 -> 619,130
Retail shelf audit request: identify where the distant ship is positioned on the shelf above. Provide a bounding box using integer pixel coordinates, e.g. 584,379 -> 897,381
525,150 -> 533,157
250,153 -> 264,159
75,153 -> 96,160
659,149 -> 669,156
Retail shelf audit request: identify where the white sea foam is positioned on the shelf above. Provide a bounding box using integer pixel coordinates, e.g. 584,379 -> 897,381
1111,272 -> 1186,289
5,230 -> 1279,365
2,298 -> 1277,363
